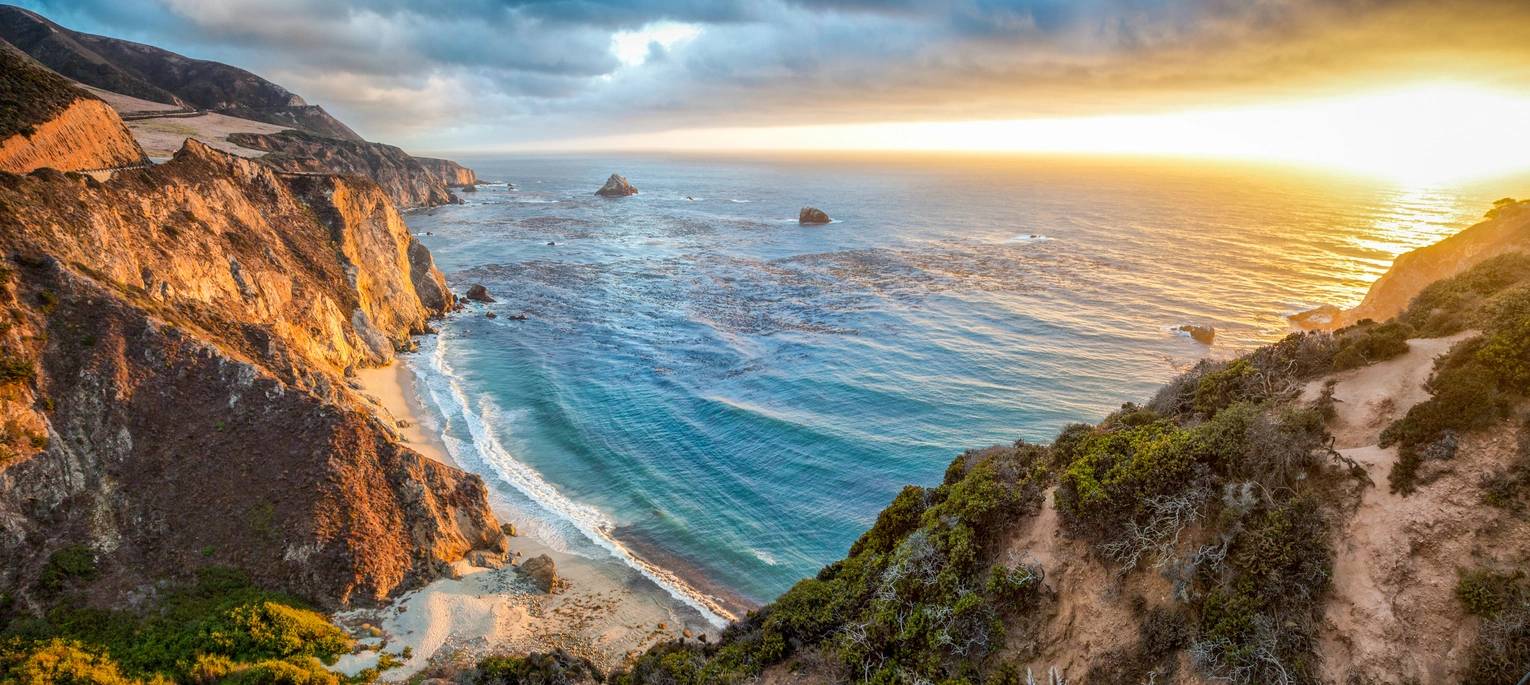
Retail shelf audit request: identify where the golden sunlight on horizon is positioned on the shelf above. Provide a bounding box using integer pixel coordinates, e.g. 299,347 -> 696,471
516,83 -> 1530,186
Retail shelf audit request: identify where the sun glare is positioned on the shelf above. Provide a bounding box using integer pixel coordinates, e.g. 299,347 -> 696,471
537,83 -> 1530,185
610,22 -> 702,67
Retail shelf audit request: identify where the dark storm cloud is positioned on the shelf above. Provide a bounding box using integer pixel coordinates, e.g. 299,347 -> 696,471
14,0 -> 1530,149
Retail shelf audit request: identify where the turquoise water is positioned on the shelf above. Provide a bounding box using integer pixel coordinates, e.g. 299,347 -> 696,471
402,153 -> 1510,622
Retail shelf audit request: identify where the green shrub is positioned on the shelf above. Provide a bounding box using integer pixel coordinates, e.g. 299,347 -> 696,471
612,443 -> 1049,684
1382,285 -> 1530,494
37,545 -> 97,596
1331,320 -> 1413,370
473,649 -> 604,684
0,353 -> 34,385
1458,569 -> 1527,618
0,637 -> 157,685
1456,568 -> 1530,685
1399,252 -> 1530,337
202,601 -> 352,662
1190,496 -> 1330,685
3,568 -> 352,683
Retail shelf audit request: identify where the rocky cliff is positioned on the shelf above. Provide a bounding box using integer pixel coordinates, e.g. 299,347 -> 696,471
415,156 -> 479,187
1293,198 -> 1530,329
0,5 -> 361,141
228,130 -> 460,209
0,43 -> 144,173
1344,199 -> 1530,325
0,136 -> 503,613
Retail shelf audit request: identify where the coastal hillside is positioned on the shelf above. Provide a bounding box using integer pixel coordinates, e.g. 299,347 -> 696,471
0,6 -> 478,209
0,103 -> 509,631
0,43 -> 144,173
0,4 -> 361,142
1297,198 -> 1530,329
571,235 -> 1529,683
414,156 -> 480,188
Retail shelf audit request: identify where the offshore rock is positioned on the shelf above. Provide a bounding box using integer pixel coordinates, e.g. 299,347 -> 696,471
799,207 -> 832,224
595,173 -> 638,197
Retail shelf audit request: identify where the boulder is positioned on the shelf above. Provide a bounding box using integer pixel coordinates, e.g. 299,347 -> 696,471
467,549 -> 505,570
485,311 -> 497,319
465,284 -> 495,303
1288,304 -> 1343,330
799,207 -> 831,224
520,554 -> 561,592
1178,324 -> 1216,345
595,173 -> 638,197
500,522 -> 518,537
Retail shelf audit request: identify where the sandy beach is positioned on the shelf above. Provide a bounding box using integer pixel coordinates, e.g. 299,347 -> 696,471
346,359 -> 719,680
354,361 -> 458,469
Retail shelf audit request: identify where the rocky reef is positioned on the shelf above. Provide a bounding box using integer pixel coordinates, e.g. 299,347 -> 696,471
0,100 -> 502,612
228,130 -> 460,209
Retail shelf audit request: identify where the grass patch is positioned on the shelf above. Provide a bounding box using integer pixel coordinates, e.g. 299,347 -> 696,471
3,567 -> 353,683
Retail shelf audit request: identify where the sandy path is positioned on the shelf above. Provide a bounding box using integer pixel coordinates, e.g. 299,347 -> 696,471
1306,332 -> 1530,683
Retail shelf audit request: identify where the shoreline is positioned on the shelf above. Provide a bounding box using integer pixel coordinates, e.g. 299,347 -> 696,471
348,353 -> 720,679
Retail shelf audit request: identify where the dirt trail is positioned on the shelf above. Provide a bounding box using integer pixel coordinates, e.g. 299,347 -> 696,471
1303,333 -> 1530,683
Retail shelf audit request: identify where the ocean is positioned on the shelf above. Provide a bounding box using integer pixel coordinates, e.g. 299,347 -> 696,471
400,152 -> 1521,623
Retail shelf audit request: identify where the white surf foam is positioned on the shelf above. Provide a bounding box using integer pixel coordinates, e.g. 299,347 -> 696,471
409,335 -> 735,627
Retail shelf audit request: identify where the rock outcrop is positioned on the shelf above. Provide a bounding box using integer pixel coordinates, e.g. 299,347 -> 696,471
0,6 -> 361,141
0,137 -> 503,610
0,43 -> 145,173
798,207 -> 831,224
228,130 -> 462,209
415,156 -> 479,187
595,173 -> 638,197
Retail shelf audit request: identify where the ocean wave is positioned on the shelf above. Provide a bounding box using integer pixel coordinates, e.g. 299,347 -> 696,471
1007,233 -> 1050,243
411,335 -> 736,627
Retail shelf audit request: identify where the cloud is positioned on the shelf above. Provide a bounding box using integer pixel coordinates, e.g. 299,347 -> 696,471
17,0 -> 1530,150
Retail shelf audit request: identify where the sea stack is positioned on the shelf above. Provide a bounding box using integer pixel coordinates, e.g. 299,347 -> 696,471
596,173 -> 638,197
466,283 -> 496,302
799,207 -> 832,224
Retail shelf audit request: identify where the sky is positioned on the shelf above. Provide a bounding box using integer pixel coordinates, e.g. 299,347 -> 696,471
18,0 -> 1530,181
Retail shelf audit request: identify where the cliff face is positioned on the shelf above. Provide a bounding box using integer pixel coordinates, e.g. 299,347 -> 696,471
0,44 -> 145,173
414,156 -> 480,187
1344,199 -> 1530,325
229,130 -> 461,209
0,5 -> 361,141
0,139 -> 495,611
